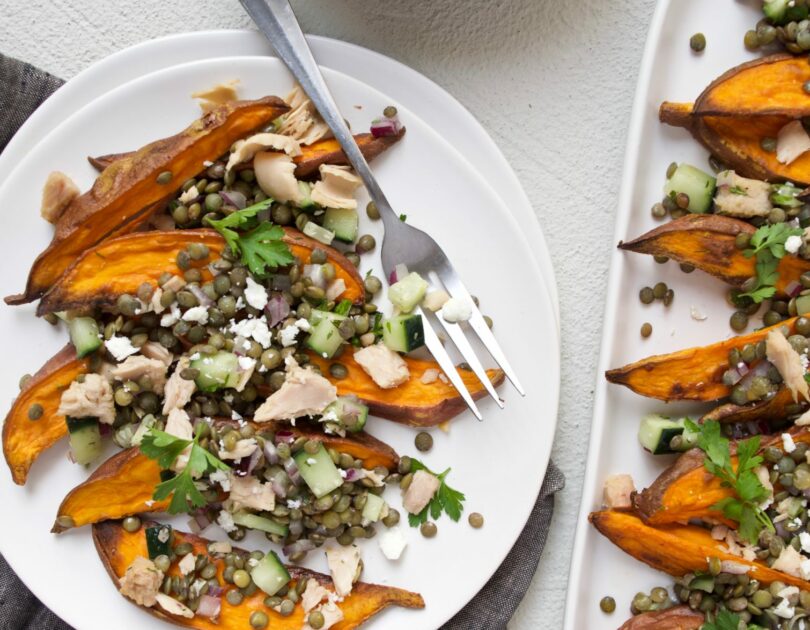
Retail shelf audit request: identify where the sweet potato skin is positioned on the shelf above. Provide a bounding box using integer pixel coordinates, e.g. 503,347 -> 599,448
633,428 -> 810,526
2,345 -> 89,485
92,520 -> 424,629
7,97 -> 289,306
88,129 -> 406,180
620,214 -> 810,294
700,386 -> 803,425
53,422 -> 399,532
618,607 -> 703,630
660,55 -> 810,184
305,352 -> 505,426
38,227 -> 365,315
605,317 -> 797,401
590,510 -> 809,589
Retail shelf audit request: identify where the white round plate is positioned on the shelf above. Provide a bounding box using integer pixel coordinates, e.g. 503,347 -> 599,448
0,30 -> 559,326
0,56 -> 559,629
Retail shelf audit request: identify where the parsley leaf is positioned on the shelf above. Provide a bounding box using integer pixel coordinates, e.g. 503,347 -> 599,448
398,213 -> 407,222
334,299 -> 353,316
140,429 -> 230,514
684,420 -> 773,544
701,608 -> 741,630
406,458 -> 466,527
205,199 -> 294,277
739,223 -> 802,303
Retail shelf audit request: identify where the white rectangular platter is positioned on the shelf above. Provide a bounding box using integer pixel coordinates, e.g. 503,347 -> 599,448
565,1 -> 772,628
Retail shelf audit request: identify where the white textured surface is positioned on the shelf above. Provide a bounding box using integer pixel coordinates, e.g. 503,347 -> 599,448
0,0 -> 657,627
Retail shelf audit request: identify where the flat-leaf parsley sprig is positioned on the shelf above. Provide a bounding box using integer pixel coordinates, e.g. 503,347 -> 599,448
407,458 -> 466,527
205,199 -> 295,277
739,223 -> 803,303
684,420 -> 773,545
139,429 -> 230,514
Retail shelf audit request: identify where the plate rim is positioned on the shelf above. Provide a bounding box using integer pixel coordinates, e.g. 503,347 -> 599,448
0,53 -> 560,630
562,0 -> 672,627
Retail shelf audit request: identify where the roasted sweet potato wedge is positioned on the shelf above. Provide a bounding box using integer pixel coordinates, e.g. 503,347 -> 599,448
38,227 -> 364,315
7,97 -> 289,306
633,428 -> 810,526
590,510 -> 808,589
605,318 -> 797,401
305,352 -> 505,426
3,345 -> 90,485
93,520 -> 424,628
89,130 -> 406,180
660,55 -> 810,184
619,607 -> 704,630
620,214 -> 810,294
53,422 -> 398,532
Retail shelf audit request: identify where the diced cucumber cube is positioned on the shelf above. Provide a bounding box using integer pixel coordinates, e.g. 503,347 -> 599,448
145,524 -> 173,559
66,417 -> 102,466
388,272 -> 428,313
294,444 -> 343,498
251,550 -> 291,596
323,208 -> 359,243
663,164 -> 716,214
764,0 -> 789,23
303,221 -> 335,246
306,318 -> 344,359
362,493 -> 387,524
322,396 -> 369,432
382,314 -> 425,353
309,309 -> 348,326
298,181 -> 317,209
67,317 -> 102,358
231,511 -> 289,537
190,351 -> 240,392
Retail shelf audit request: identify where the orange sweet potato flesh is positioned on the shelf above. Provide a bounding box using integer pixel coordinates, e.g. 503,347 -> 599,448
37,227 -> 364,315
93,520 -> 424,629
53,422 -> 398,532
590,510 -> 810,589
701,386 -> 804,425
306,352 -> 505,427
633,427 -> 810,526
2,345 -> 89,485
605,317 -> 797,401
620,214 -> 810,294
618,607 -> 703,630
6,97 -> 289,306
89,130 -> 406,180
660,55 -> 810,184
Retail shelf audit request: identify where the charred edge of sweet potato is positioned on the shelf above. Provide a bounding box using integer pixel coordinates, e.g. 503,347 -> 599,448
2,345 -> 89,485
618,606 -> 704,630
659,102 -> 694,128
589,510 -> 810,590
8,97 -> 290,306
633,427 -> 810,526
304,351 -> 505,427
620,214 -> 757,288
54,421 -> 399,532
88,129 -> 406,181
92,520 -> 425,629
605,317 -> 797,402
700,386 -> 804,425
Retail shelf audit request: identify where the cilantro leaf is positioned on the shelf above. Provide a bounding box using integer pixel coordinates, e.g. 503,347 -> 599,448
206,199 -> 271,251
334,299 -> 353,316
701,608 -> 741,630
406,458 -> 466,528
139,428 -> 230,514
739,224 -> 802,303
239,223 -> 296,277
690,421 -> 773,544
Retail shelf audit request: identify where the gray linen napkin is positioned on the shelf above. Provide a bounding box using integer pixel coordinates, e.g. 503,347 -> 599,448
0,52 -> 565,630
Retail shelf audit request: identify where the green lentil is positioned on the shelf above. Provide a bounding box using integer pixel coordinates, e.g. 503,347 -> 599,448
415,431 -> 433,452
651,202 -> 667,219
356,234 -> 376,253
156,170 -> 173,185
329,363 -> 348,379
154,555 -> 171,573
279,599 -> 295,616
761,137 -> 777,153
652,282 -> 668,300
28,403 -> 43,421
639,287 -> 655,305
122,516 -> 141,533
468,512 -> 484,528
599,596 -> 616,613
383,105 -> 397,118
366,201 -> 380,220
420,521 -> 437,538
249,611 -> 269,629
730,311 -> 749,332
690,32 -> 706,52
364,275 -> 382,294
744,29 -> 760,50
640,323 -> 653,338
226,589 -> 243,606
679,263 -> 695,273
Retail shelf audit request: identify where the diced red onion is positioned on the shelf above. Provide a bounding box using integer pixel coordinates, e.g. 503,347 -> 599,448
720,561 -> 750,575
283,458 -> 302,485
188,284 -> 213,307
193,509 -> 212,531
265,293 -> 290,328
325,279 -> 346,301
270,474 -> 287,499
275,430 -> 295,444
725,367 -> 744,386
303,264 -> 327,289
99,423 -> 112,437
343,468 -> 364,483
233,449 -> 261,477
786,280 -> 803,298
263,440 -> 279,465
207,585 -> 225,598
370,115 -> 403,138
282,539 -> 315,558
219,190 -> 247,210
739,360 -> 773,393
736,362 -> 749,378
197,595 -> 221,620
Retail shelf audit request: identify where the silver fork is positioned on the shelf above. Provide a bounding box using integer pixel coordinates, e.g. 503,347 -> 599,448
240,0 -> 525,419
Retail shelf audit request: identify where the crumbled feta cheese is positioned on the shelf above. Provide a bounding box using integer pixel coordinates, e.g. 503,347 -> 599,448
244,276 -> 269,310
229,317 -> 272,348
209,469 -> 231,492
105,335 -> 139,361
160,304 -> 181,327
178,553 -> 196,576
179,185 -> 199,205
801,532 -> 810,553
279,324 -> 301,347
339,469 -> 348,479
378,526 -> 408,560
787,234 -> 804,254
287,499 -> 302,509
217,510 -> 236,533
441,296 -> 473,323
690,305 -> 708,322
182,305 -> 209,324
295,318 -> 311,332
784,432 -> 797,453
773,596 -> 796,619
238,356 -> 256,371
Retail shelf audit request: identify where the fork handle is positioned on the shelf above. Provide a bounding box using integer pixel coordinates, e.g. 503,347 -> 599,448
239,0 -> 399,228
